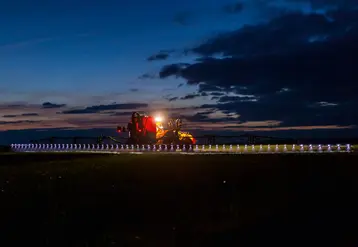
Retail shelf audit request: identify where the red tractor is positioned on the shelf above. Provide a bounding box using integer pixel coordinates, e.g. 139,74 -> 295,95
117,112 -> 196,145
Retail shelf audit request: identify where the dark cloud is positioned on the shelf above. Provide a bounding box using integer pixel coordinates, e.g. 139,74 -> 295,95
21,113 -> 39,116
129,88 -> 139,92
168,97 -> 178,102
2,113 -> 39,118
180,92 -> 208,100
222,2 -> 244,14
0,120 -> 40,125
180,93 -> 201,100
189,10 -> 358,57
157,9 -> 358,128
138,72 -> 157,80
147,50 -> 173,61
218,95 -> 258,103
61,103 -> 148,114
160,106 -> 199,112
198,84 -> 227,92
197,97 -> 358,128
180,111 -> 215,122
42,102 -> 66,109
287,0 -> 358,10
159,63 -> 190,79
210,92 -> 226,96
165,92 -> 209,102
162,32 -> 358,101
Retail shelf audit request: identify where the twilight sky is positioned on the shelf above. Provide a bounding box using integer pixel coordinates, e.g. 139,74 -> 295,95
1,0 -> 358,143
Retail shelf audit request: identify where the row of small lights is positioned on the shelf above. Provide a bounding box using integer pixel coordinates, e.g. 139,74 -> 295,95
11,143 -> 352,152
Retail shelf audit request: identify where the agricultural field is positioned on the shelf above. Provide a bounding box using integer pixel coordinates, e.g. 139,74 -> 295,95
0,153 -> 358,246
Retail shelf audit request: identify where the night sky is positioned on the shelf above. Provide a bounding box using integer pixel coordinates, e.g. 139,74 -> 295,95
1,0 -> 358,144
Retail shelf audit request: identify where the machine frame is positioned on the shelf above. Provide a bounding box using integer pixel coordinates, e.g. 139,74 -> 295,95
117,112 -> 196,145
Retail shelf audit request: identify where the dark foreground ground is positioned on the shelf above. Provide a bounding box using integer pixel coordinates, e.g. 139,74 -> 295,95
0,153 -> 358,246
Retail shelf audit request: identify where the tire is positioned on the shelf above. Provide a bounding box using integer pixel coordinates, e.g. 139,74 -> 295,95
180,137 -> 194,145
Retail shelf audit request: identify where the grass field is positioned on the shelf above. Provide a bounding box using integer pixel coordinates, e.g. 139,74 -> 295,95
1,153 -> 358,246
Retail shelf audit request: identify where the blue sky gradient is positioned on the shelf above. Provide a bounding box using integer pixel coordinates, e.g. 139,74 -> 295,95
1,0 -> 358,143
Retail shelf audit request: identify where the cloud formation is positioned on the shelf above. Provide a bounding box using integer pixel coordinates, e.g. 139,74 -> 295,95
42,102 -> 66,109
189,10 -> 358,57
21,113 -> 39,116
147,50 -> 172,61
0,102 -> 151,131
157,8 -> 358,129
3,113 -> 39,118
138,72 -> 157,80
2,2 -> 358,137
287,0 -> 358,10
61,103 -> 148,114
0,120 -> 40,125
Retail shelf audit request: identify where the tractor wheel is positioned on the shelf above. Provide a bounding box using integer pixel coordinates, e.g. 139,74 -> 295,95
180,137 -> 194,145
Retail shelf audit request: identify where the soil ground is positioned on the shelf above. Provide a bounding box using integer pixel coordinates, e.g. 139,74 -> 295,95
0,153 -> 357,246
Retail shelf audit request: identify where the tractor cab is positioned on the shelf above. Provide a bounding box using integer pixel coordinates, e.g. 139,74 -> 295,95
120,112 -> 157,144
